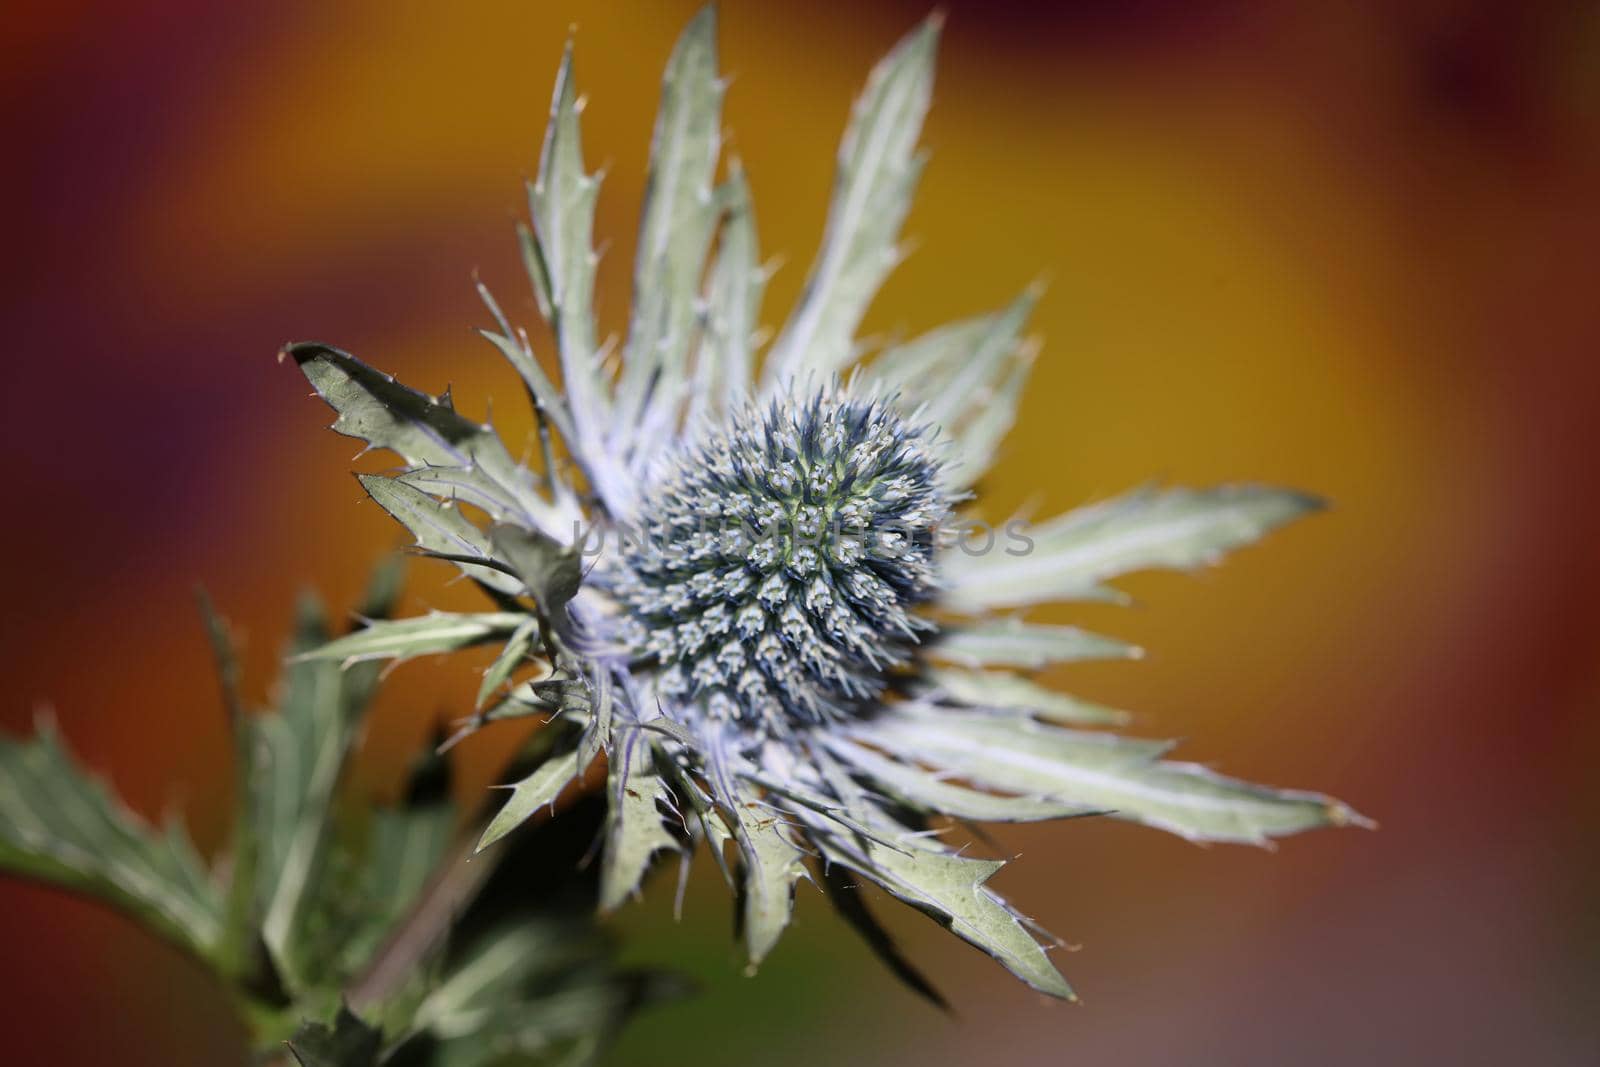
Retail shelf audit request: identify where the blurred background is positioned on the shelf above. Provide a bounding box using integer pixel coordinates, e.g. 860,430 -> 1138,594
3,0 -> 1598,1063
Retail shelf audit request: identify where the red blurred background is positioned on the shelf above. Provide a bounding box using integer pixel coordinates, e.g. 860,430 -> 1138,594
4,1 -> 1598,1063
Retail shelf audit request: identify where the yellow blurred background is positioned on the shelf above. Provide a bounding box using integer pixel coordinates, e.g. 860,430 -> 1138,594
3,0 -> 1598,1062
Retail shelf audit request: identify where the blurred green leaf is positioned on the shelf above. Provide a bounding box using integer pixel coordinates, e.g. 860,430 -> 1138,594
921,666 -> 1129,726
286,1006 -> 382,1067
931,618 -> 1140,668
337,744 -> 457,977
0,719 -> 225,961
255,594 -> 360,988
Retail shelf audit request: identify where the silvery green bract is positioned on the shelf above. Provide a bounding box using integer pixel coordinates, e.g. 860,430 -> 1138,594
288,7 -> 1367,1002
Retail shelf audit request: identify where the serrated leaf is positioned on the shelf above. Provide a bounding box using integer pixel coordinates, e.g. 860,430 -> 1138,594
598,752 -> 680,911
394,463 -> 521,525
476,618 -> 540,708
931,618 -> 1140,669
819,734 -> 1097,822
358,475 -> 525,599
729,791 -> 808,969
818,833 -> 1072,999
866,291 -> 1038,488
286,1007 -> 382,1067
911,288 -> 1036,431
690,165 -> 764,426
0,721 -> 225,960
576,667 -> 612,770
921,666 -> 1129,726
488,523 -> 582,615
942,484 -> 1324,611
943,351 -> 1034,489
616,4 -> 723,454
477,750 -> 582,852
858,707 -> 1369,844
762,14 -> 940,388
528,42 -> 612,494
286,342 -> 558,533
299,612 -> 526,668
474,321 -> 578,450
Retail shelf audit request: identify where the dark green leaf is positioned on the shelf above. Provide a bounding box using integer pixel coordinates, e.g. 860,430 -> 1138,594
286,1006 -> 382,1067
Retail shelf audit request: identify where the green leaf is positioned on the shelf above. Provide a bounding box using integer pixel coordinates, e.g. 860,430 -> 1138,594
867,291 -> 1039,487
615,4 -> 724,449
819,734 -> 1097,822
285,342 -> 558,533
426,978 -> 675,1067
0,720 -> 225,960
690,164 -> 764,426
598,753 -> 681,912
416,921 -> 600,1037
255,594 -> 360,988
943,352 -> 1033,490
358,475 -> 525,599
858,707 -> 1370,844
197,590 -> 264,975
889,287 -> 1036,430
762,14 -> 940,388
728,790 -> 808,969
299,612 -> 527,668
528,41 -> 609,475
286,1006 -> 382,1067
931,618 -> 1140,668
336,747 -> 457,976
941,484 -> 1324,611
921,666 -> 1129,726
477,750 -> 582,852
576,668 -> 612,772
473,302 -> 578,449
817,833 -> 1072,999
476,618 -> 540,708
489,523 -> 582,615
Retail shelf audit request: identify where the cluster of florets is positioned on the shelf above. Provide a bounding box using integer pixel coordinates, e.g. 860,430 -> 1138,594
608,391 -> 949,734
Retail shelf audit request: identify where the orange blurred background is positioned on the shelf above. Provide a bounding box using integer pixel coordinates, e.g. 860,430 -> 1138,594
3,0 -> 1598,1063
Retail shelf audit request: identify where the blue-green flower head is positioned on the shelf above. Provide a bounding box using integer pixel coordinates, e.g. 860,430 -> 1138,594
291,4 -> 1367,1005
612,389 -> 948,734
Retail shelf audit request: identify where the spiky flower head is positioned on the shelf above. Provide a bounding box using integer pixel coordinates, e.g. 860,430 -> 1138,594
289,6 -> 1367,1001
612,391 -> 947,735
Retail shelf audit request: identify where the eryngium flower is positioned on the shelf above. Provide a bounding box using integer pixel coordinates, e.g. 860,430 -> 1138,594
287,7 -> 1367,1000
